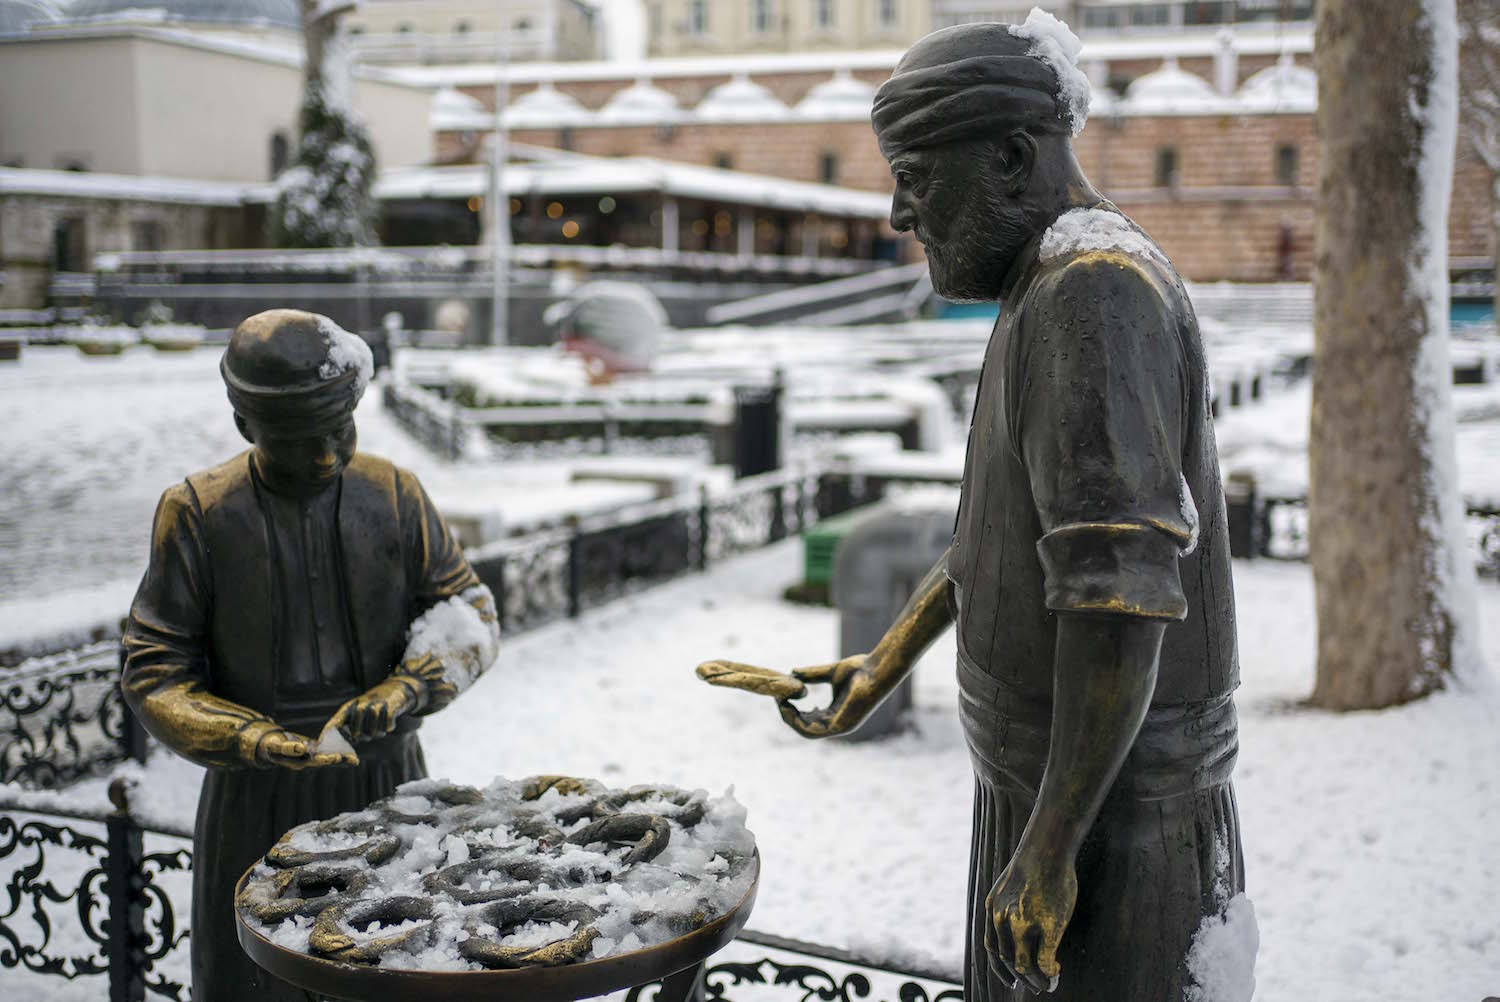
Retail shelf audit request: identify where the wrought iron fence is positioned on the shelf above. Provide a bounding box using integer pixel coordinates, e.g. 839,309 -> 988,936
1,641 -> 137,787
0,779 -> 192,1002
1257,495 -> 1500,575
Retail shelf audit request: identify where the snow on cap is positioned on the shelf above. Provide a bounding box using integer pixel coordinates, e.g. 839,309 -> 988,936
314,313 -> 374,395
1007,8 -> 1091,137
872,7 -> 1090,157
221,309 -> 373,435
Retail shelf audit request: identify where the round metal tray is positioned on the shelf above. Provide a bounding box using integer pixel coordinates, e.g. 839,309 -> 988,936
234,851 -> 759,1002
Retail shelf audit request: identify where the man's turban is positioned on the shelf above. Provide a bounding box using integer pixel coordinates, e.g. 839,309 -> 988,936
872,14 -> 1091,159
222,309 -> 374,437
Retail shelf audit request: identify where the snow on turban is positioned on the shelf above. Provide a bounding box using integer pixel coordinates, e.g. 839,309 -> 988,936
872,11 -> 1091,159
222,309 -> 374,437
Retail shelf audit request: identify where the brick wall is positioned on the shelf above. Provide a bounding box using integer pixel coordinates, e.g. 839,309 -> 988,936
437,98 -> 1496,282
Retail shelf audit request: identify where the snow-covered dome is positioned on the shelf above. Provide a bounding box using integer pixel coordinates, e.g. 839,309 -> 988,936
1237,54 -> 1317,113
597,78 -> 681,126
794,70 -> 875,120
696,74 -> 789,123
65,0 -> 299,29
429,86 -> 487,130
0,0 -> 60,32
504,83 -> 588,129
1123,59 -> 1226,114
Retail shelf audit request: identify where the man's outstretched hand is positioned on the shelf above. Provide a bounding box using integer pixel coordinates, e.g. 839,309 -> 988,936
255,728 -> 357,770
695,652 -> 888,738
984,848 -> 1077,995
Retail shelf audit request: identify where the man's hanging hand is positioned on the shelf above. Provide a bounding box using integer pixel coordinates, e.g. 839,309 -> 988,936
984,847 -> 1077,995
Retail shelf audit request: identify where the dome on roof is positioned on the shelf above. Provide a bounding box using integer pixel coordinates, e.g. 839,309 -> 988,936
0,0 -> 60,32
504,83 -> 588,128
429,86 -> 486,129
1123,59 -> 1223,112
1237,54 -> 1317,112
696,74 -> 788,122
65,0 -> 299,29
597,78 -> 680,125
794,70 -> 875,120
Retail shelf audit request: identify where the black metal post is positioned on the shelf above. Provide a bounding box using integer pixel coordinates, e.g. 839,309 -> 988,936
106,778 -> 145,1002
566,534 -> 582,618
697,487 -> 711,571
116,648 -> 148,766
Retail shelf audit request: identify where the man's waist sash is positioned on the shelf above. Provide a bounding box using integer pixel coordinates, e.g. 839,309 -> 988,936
956,644 -> 1238,802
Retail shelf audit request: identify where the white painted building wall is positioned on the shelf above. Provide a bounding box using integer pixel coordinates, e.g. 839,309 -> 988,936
0,29 -> 434,182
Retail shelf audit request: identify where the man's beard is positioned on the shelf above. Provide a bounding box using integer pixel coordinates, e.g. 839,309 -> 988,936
921,198 -> 1031,304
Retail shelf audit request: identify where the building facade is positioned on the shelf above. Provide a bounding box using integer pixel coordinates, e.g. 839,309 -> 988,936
427,36 -> 1493,284
644,1 -> 1315,55
344,0 -> 603,64
0,27 -> 433,182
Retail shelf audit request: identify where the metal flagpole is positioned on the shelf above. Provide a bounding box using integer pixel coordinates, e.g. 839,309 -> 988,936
489,13 -> 510,346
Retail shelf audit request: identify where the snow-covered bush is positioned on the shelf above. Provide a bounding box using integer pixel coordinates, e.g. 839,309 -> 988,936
269,78 -> 378,248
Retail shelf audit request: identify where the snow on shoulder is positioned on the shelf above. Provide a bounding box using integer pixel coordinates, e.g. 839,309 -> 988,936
315,314 -> 375,394
1039,207 -> 1167,267
1007,8 -> 1091,137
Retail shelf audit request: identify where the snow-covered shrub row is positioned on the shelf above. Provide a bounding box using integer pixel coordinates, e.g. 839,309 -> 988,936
240,775 -> 757,972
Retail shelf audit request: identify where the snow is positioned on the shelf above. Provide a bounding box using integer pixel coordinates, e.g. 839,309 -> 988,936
242,777 -> 756,970
1007,8 -> 1091,137
1039,206 -> 1167,265
1180,473 -> 1200,556
1410,0 -> 1485,685
315,313 -> 375,392
1184,893 -> 1259,1002
5,543 -> 1500,999
596,79 -> 683,126
793,70 -> 875,121
505,83 -> 590,129
0,166 -> 253,205
694,75 -> 790,123
402,586 -> 500,694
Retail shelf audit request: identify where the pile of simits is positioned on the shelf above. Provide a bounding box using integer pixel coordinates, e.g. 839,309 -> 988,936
236,775 -> 757,970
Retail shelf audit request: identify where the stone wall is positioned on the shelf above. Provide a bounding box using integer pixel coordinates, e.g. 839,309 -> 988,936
0,195 -> 244,310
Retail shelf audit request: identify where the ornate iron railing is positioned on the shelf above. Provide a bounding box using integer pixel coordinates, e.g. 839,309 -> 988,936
0,780 -> 192,1002
1257,495 -> 1500,576
0,641 -> 138,787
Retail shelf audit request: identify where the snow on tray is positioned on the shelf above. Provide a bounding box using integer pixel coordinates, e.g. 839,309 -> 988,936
241,775 -> 757,972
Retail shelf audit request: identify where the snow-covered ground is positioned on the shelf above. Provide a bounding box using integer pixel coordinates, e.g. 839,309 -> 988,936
6,541 -> 1498,1001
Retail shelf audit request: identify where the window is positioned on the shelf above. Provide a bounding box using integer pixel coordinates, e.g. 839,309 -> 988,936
559,127 -> 577,151
713,152 -> 733,170
1184,1 -> 1233,25
1130,4 -> 1172,28
1154,147 -> 1179,187
1083,7 -> 1122,29
58,158 -> 89,172
688,0 -> 708,34
52,217 -> 86,273
818,151 -> 839,184
269,131 -> 290,177
750,0 -> 773,34
455,20 -> 471,34
874,0 -> 897,29
1275,143 -> 1298,186
813,0 -> 834,29
514,16 -> 532,31
131,220 -> 163,253
648,3 -> 663,39
396,21 -> 413,33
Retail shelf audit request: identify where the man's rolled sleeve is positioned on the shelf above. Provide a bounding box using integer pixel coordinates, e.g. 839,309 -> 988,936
1016,253 -> 1193,621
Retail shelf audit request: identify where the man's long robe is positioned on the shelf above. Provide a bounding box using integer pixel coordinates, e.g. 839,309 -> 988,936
949,206 -> 1244,1002
123,451 -> 485,1002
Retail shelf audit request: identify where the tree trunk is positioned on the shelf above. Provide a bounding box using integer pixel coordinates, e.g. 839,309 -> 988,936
1309,0 -> 1480,709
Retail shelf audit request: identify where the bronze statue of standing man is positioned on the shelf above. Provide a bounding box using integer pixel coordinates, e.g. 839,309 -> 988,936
699,15 -> 1245,1000
123,309 -> 499,1001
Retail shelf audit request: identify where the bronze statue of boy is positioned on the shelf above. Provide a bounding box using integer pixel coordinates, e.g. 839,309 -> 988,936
700,17 -> 1245,1001
122,309 -> 499,1001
